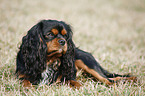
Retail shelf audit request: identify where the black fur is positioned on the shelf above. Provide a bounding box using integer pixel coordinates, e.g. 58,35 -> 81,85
16,22 -> 47,84
16,20 -> 77,84
16,19 -> 134,86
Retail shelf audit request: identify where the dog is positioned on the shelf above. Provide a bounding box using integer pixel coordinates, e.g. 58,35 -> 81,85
16,19 -> 136,88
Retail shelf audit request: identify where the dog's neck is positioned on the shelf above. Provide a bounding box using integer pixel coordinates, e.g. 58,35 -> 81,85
40,57 -> 61,85
47,58 -> 61,71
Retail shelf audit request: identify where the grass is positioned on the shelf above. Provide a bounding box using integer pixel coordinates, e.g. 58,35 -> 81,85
0,0 -> 145,95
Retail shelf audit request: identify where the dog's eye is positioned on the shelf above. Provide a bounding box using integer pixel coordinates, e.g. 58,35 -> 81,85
63,34 -> 67,38
46,33 -> 54,38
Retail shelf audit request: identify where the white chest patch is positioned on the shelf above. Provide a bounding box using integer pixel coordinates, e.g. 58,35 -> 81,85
40,59 -> 60,85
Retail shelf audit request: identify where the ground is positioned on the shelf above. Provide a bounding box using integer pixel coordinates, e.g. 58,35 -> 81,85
0,0 -> 145,95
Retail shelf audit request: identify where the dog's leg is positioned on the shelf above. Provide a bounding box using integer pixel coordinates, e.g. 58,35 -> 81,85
68,80 -> 82,89
75,48 -> 136,84
75,60 -> 113,85
22,79 -> 32,87
108,76 -> 137,82
16,72 -> 32,87
55,73 -> 82,89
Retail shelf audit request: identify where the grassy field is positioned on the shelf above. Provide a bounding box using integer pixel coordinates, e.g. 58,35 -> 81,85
0,0 -> 145,95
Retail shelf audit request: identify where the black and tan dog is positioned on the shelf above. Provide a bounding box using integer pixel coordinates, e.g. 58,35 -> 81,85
16,19 -> 136,88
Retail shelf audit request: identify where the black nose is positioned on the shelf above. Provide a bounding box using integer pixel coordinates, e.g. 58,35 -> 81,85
58,39 -> 65,46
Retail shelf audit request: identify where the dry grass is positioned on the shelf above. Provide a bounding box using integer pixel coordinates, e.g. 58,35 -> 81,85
0,0 -> 145,95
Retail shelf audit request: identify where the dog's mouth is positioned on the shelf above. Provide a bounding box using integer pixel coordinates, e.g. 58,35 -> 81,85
47,49 -> 63,57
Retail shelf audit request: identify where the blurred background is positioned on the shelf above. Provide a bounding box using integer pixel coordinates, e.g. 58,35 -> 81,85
0,0 -> 145,95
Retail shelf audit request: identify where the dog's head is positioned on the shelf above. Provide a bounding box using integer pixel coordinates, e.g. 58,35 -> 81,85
39,20 -> 69,57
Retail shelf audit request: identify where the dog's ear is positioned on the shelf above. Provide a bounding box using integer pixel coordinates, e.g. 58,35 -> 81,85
59,22 -> 77,81
16,21 -> 47,84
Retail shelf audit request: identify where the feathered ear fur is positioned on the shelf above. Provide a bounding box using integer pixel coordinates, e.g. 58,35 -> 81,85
16,21 -> 47,84
59,22 -> 77,81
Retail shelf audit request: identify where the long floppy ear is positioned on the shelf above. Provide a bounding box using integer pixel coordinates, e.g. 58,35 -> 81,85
59,22 -> 77,81
16,21 -> 47,84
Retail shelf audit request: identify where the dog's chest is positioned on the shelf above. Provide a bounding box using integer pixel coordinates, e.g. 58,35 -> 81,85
40,59 -> 61,85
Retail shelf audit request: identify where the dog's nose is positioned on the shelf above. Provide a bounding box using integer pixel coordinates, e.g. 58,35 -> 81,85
58,39 -> 65,46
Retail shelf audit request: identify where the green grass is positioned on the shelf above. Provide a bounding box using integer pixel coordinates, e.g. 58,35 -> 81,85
0,0 -> 145,95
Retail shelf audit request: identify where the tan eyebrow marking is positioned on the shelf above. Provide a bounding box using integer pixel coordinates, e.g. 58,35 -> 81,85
51,29 -> 59,35
61,29 -> 67,35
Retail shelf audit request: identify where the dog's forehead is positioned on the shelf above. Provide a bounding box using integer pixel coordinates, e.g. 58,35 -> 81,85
43,22 -> 61,30
42,23 -> 66,35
